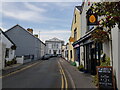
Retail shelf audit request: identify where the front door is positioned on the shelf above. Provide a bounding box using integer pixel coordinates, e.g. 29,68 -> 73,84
53,50 -> 57,55
91,48 -> 96,75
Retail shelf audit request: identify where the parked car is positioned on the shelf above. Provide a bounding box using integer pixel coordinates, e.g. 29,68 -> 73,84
42,54 -> 51,60
57,54 -> 62,57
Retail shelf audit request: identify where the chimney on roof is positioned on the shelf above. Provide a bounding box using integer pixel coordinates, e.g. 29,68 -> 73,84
27,28 -> 33,34
34,34 -> 38,38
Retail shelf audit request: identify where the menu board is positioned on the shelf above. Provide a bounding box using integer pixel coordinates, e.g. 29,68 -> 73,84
96,66 -> 115,89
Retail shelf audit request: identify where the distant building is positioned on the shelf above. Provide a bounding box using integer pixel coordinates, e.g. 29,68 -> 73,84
45,38 -> 64,55
0,29 -> 16,69
62,43 -> 69,60
5,24 -> 45,64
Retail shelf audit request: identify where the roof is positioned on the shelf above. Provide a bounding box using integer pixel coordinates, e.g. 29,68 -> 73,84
75,6 -> 82,12
0,28 -> 16,46
5,24 -> 45,45
45,37 -> 64,42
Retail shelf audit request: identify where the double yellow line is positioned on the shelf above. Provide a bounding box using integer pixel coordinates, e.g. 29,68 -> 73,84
0,61 -> 40,78
58,61 -> 68,89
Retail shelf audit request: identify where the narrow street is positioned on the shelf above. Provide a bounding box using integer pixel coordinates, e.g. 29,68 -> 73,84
2,57 -> 95,89
2,57 -> 70,88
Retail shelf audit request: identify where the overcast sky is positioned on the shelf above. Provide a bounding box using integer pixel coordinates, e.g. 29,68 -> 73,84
0,2 -> 82,43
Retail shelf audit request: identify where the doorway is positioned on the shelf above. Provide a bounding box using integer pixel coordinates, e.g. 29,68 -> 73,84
53,50 -> 57,55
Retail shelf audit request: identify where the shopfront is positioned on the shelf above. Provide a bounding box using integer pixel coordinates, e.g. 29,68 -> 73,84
73,44 -> 80,66
83,39 -> 102,75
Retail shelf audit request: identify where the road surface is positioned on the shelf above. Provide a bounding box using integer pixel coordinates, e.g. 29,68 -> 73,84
2,57 -> 95,89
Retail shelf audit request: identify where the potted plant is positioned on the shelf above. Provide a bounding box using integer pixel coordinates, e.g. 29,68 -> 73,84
78,64 -> 84,72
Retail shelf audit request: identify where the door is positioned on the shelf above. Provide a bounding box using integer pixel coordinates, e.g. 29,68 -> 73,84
53,50 -> 57,55
91,48 -> 96,75
76,47 -> 80,65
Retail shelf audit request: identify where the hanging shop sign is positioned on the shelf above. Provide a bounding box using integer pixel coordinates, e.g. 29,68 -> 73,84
87,13 -> 98,25
74,44 -> 80,48
69,37 -> 75,42
96,66 -> 115,89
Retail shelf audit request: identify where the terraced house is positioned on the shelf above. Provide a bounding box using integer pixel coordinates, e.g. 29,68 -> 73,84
5,24 -> 46,64
68,6 -> 82,66
0,29 -> 16,69
72,1 -> 120,89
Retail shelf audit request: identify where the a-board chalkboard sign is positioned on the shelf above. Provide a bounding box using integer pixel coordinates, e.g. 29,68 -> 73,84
96,66 -> 115,89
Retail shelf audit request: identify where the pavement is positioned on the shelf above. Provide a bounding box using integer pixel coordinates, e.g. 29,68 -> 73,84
59,58 -> 97,89
2,57 -> 97,89
2,60 -> 42,76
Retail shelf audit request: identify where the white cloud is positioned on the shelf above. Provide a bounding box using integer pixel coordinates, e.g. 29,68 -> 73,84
2,0 -> 83,2
33,29 -> 70,43
0,2 -> 64,23
24,2 -> 47,13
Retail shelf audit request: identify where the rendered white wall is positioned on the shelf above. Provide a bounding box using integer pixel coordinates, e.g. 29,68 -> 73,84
111,25 -> 119,89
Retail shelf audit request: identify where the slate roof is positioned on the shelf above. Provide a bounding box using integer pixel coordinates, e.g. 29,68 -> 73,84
0,28 -> 16,46
75,6 -> 82,13
5,24 -> 45,45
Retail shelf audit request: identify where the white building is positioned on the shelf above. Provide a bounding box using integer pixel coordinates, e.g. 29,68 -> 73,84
0,29 -> 16,69
45,38 -> 64,55
62,43 -> 69,60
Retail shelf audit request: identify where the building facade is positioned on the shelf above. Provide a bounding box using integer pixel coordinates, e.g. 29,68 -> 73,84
62,43 -> 69,60
45,38 -> 64,55
0,29 -> 16,69
5,25 -> 45,64
72,1 -> 119,89
68,6 -> 82,66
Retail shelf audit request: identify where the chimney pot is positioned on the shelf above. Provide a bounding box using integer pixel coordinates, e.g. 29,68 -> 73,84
27,28 -> 33,34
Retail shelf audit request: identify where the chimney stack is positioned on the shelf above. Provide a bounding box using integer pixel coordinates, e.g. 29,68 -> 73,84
27,28 -> 33,34
34,34 -> 38,38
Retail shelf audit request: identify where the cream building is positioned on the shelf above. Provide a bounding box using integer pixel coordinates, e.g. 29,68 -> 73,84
45,38 -> 64,55
68,6 -> 82,66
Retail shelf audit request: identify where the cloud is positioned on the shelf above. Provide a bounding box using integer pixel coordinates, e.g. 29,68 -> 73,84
33,29 -> 70,43
40,30 -> 70,34
2,0 -> 83,2
24,2 -> 47,13
0,2 -> 64,23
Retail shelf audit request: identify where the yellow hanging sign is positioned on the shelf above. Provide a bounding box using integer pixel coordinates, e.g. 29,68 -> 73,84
89,14 -> 96,23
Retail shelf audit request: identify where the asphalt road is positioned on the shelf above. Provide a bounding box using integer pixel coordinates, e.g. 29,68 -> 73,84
2,57 -> 95,89
3,57 -> 65,88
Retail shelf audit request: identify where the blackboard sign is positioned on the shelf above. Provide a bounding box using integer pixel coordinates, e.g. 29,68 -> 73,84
96,66 -> 115,89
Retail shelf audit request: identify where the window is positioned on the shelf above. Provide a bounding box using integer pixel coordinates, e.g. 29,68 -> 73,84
49,50 -> 51,54
75,14 -> 76,23
59,50 -> 61,54
57,44 -> 58,49
70,50 -> 72,59
5,48 -> 9,58
74,28 -> 77,41
52,44 -> 54,48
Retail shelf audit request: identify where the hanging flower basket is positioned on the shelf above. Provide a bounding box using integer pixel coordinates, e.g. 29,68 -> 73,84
91,28 -> 109,43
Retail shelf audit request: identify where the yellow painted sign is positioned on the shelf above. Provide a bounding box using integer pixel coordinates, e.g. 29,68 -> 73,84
89,15 -> 96,23
69,37 -> 74,42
